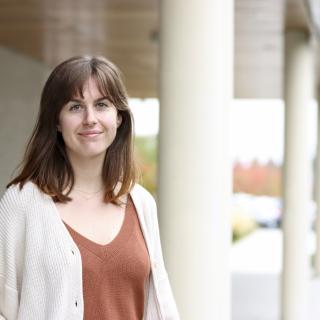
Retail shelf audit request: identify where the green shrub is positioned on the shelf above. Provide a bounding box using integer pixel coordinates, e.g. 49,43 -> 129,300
134,135 -> 158,196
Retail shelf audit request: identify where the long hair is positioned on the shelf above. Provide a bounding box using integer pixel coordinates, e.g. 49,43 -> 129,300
7,55 -> 137,204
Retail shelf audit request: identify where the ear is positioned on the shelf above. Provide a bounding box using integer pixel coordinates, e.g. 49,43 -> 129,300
57,124 -> 61,132
116,114 -> 122,128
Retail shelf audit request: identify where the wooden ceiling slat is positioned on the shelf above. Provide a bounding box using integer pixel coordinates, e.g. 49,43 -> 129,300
0,0 -> 312,98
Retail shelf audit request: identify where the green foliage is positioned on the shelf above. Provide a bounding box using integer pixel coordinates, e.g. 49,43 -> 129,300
231,207 -> 258,242
134,135 -> 158,196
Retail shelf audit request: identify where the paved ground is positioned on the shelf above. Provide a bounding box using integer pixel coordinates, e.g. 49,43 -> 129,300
231,229 -> 320,320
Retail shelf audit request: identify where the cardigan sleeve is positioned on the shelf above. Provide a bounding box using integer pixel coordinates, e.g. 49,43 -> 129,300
0,185 -> 26,320
145,191 -> 180,320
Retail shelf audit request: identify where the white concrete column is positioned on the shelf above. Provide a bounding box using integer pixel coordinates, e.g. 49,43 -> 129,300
158,1 -> 233,319
282,30 -> 314,320
314,87 -> 320,275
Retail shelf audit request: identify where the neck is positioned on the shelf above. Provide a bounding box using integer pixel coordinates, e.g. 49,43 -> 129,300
67,152 -> 105,192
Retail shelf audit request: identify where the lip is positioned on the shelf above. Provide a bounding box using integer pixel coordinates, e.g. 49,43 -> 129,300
78,130 -> 102,137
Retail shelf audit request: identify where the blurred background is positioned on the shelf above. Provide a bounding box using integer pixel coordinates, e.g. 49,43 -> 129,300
1,0 -> 320,319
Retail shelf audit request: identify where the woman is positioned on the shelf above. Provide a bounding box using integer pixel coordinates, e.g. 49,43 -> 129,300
0,56 -> 179,320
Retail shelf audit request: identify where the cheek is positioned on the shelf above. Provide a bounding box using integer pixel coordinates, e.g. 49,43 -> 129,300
59,117 -> 78,134
59,120 -> 80,148
104,114 -> 119,130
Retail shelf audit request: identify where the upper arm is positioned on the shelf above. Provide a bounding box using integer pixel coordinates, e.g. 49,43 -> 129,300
0,186 -> 25,319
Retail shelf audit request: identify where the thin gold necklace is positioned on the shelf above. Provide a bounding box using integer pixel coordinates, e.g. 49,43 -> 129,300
73,187 -> 104,200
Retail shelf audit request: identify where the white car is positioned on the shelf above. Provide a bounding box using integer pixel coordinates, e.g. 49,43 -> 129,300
232,193 -> 316,229
232,193 -> 281,228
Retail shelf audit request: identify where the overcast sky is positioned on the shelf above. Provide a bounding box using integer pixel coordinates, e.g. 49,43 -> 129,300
129,98 -> 318,165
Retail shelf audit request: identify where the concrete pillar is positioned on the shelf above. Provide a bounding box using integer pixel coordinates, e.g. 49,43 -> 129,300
282,30 -> 314,320
158,1 -> 233,319
315,87 -> 320,275
0,48 -> 48,191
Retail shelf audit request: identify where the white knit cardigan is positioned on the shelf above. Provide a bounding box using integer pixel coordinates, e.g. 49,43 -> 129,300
0,181 -> 179,320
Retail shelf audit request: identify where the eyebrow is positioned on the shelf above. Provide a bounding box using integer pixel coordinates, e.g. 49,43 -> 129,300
69,96 -> 109,103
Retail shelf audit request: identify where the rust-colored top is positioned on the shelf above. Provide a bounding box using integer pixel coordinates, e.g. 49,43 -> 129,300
63,195 -> 151,320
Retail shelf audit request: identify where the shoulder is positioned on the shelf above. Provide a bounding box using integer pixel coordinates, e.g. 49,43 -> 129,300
0,181 -> 38,218
130,183 -> 158,224
130,183 -> 156,208
1,181 -> 36,204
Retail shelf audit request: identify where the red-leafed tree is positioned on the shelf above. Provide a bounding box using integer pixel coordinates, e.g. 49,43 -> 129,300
233,159 -> 282,196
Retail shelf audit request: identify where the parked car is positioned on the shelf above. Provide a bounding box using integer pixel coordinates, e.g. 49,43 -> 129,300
232,193 -> 281,228
232,193 -> 317,229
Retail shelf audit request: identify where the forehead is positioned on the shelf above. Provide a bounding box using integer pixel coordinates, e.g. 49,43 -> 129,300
71,77 -> 105,99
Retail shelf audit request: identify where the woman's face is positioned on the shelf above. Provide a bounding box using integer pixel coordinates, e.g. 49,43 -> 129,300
57,77 -> 122,161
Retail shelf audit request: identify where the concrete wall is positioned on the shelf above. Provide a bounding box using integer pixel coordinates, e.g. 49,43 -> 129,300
0,48 -> 49,193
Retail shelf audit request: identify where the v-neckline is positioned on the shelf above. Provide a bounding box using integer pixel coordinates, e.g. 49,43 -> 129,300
62,196 -> 130,248
60,195 -> 135,260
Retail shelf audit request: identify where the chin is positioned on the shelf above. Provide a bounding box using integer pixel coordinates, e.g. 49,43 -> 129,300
67,144 -> 109,160
84,150 -> 107,159
70,148 -> 104,159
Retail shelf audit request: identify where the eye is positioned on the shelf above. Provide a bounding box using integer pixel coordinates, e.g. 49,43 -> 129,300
69,104 -> 82,112
96,102 -> 108,109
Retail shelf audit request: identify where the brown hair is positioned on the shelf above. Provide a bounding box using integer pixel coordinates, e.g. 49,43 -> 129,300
7,55 -> 137,204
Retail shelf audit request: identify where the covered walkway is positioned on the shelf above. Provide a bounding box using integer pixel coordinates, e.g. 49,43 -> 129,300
2,0 -> 320,318
232,229 -> 320,319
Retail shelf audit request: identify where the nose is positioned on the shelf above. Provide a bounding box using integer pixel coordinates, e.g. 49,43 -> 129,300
83,106 -> 97,126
